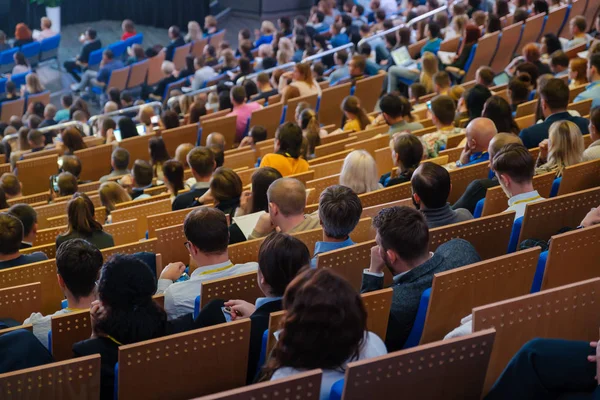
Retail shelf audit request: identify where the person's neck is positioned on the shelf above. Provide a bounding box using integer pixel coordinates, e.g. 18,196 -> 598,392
388,116 -> 404,125
0,252 -> 21,262
322,233 -> 349,243
509,182 -> 535,198
194,251 -> 230,268
547,108 -> 567,117
66,293 -> 95,310
277,214 -> 306,233
591,75 -> 600,83
391,252 -> 432,275
23,233 -> 35,244
574,32 -> 586,38
193,173 -> 211,183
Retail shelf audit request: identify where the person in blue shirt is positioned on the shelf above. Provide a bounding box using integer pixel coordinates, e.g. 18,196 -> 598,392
329,50 -> 350,85
421,22 -> 443,56
70,49 -> 124,92
358,43 -> 381,76
456,117 -> 497,167
0,213 -> 48,271
292,35 -> 306,63
253,20 -> 276,47
311,185 -> 363,268
330,22 -> 350,48
573,53 -> 600,109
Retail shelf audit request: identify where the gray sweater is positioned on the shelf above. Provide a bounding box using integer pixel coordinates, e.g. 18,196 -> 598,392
421,203 -> 474,229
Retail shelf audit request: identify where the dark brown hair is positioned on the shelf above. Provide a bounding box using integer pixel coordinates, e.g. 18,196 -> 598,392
342,96 -> 371,130
65,193 -> 103,236
61,127 -> 87,154
183,207 -> 229,253
373,206 -> 429,262
318,185 -> 362,239
162,159 -> 185,195
491,143 -> 535,184
258,233 -> 310,296
210,167 -> 242,203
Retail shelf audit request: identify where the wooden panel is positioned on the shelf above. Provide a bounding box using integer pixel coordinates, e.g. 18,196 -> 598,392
0,259 -> 62,316
464,31 -> 500,81
308,149 -> 354,166
20,242 -> 56,260
361,198 -> 415,219
448,162 -> 490,204
103,219 -> 139,246
148,205 -> 202,238
482,172 -> 555,217
288,170 -> 314,185
314,137 -> 356,159
541,4 -> 569,37
100,238 -> 157,260
0,282 -> 41,322
201,271 -> 262,308
568,99 -> 593,116
78,180 -> 103,194
473,278 -> 600,394
353,74 -> 386,113
0,98 -> 25,123
33,225 -> 65,246
320,131 -> 349,146
223,150 -> 256,170
200,115 -> 237,147
420,248 -> 540,344
114,193 -> 170,209
155,224 -> 188,266
117,320 -> 250,400
514,98 -> 538,118
111,198 -> 172,239
375,147 -> 393,177
0,354 -> 101,400
21,148 -> 60,160
0,324 -> 33,336
248,102 -> 284,139
15,154 -> 58,195
306,174 -> 340,198
51,310 -> 91,361
490,22 -> 524,75
46,207 -> 106,228
0,162 -> 11,175
542,224 -> 600,290
358,182 -> 412,208
345,135 -> 388,158
118,132 -> 156,169
284,94 -> 318,123
162,123 -> 199,156
515,13 -> 545,54
438,146 -> 462,163
429,212 -> 515,260
341,330 -> 496,400
361,288 -> 393,342
311,159 -> 345,179
557,159 -> 600,196
519,187 -> 600,243
194,369 -> 322,400
318,83 -> 351,127
350,125 -> 389,142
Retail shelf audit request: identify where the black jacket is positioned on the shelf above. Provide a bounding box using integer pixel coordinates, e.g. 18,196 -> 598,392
172,186 -> 209,211
452,178 -> 499,214
79,39 -> 102,64
165,37 -> 186,61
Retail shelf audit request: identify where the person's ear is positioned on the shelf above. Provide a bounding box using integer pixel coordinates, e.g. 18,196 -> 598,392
32,222 -> 38,236
57,274 -> 66,292
386,248 -> 397,265
498,173 -> 511,188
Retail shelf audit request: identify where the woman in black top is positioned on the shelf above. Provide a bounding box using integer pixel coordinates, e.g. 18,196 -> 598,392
73,254 -> 168,400
482,96 -> 521,135
447,24 -> 481,72
384,132 -> 424,187
56,193 -> 115,249
205,167 -> 243,216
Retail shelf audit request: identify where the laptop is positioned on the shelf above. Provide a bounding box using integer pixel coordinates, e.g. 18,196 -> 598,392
493,72 -> 510,86
391,46 -> 416,68
113,124 -> 146,142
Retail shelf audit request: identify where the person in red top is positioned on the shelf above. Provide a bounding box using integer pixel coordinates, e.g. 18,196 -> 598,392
121,19 -> 136,41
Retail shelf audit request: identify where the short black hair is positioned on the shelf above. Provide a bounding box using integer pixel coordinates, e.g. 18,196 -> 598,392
427,21 -> 441,38
209,144 -> 224,168
61,94 -> 73,107
56,239 -> 103,299
318,185 -> 363,239
250,125 -> 267,143
132,160 -> 153,187
358,42 -> 372,56
590,53 -> 600,75
355,4 -> 365,14
276,122 -> 304,159
540,78 -> 569,111
379,94 -> 404,119
112,148 -> 129,171
412,162 -> 451,208
184,208 -> 229,253
103,49 -> 114,60
8,204 -> 37,237
373,206 -> 429,262
86,28 -> 97,39
0,212 -> 23,254
335,50 -> 349,64
258,233 -> 310,296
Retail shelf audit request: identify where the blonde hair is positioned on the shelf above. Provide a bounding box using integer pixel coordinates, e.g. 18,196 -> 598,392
277,49 -> 292,64
544,120 -> 584,176
186,21 -> 203,42
420,52 -> 439,93
138,106 -> 155,126
339,150 -> 380,194
448,85 -> 465,102
205,15 -> 217,28
99,182 -> 131,214
25,73 -> 44,94
452,15 -> 468,36
41,17 -> 52,29
261,20 -> 276,35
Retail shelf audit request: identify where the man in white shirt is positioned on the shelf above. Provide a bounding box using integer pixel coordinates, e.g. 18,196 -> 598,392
492,143 -> 545,220
24,239 -> 103,348
191,56 -> 218,91
156,208 -> 258,320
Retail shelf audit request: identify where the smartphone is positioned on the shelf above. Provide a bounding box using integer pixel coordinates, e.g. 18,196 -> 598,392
49,175 -> 59,193
221,306 -> 233,322
151,115 -> 159,125
113,129 -> 123,142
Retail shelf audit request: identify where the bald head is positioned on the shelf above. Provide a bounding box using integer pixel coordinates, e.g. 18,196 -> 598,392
267,178 -> 306,216
466,117 -> 498,153
206,132 -> 226,149
104,101 -> 119,114
489,133 -> 523,160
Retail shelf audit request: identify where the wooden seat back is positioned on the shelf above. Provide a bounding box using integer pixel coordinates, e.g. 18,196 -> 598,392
0,282 -> 42,322
200,115 -> 237,147
118,132 -> 156,168
117,319 -> 250,400
420,248 -> 540,344
515,13 -> 546,54
345,134 -> 388,158
15,154 -> 58,195
465,31 -> 500,81
172,43 -> 192,70
162,123 -> 199,156
21,148 -> 60,160
127,59 -> 149,89
284,94 -> 319,123
155,224 -> 188,266
201,271 -> 263,308
557,158 -> 600,196
146,52 -> 166,87
223,150 -> 255,170
21,242 -> 56,259
448,162 -> 490,204
0,98 -> 25,123
473,278 -> 600,394
314,137 -> 356,158
318,83 -> 352,127
358,182 -> 412,208
191,38 -> 209,57
541,4 -> 569,37
111,198 -> 172,239
103,219 -> 140,246
147,206 -> 202,238
248,102 -> 284,139
361,198 -> 414,219
515,98 -> 538,118
438,146 -> 463,163
306,174 -> 340,196
308,149 -> 354,166
6,191 -> 49,206
51,310 -> 91,361
353,74 -> 386,112
568,98 -> 593,116
311,158 -> 345,179
490,22 -> 524,75
74,143 -> 113,182
106,66 -> 130,91
100,238 -> 158,260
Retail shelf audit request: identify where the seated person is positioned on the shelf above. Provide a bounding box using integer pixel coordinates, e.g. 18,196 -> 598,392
156,208 -> 258,319
121,160 -> 154,200
0,329 -> 54,374
147,61 -> 178,101
226,85 -> 262,143
412,162 -> 474,228
583,106 -> 600,161
99,148 -> 130,183
63,28 -> 102,83
373,94 -> 425,136
259,123 -> 310,177
70,49 -> 124,92
266,268 -> 387,397
73,254 -> 169,400
492,143 -> 546,220
26,129 -> 46,153
507,74 -> 532,113
573,53 -> 600,108
54,172 -> 78,198
196,232 -> 310,383
8,204 -> 38,248
456,117 -> 497,167
25,239 -> 102,348
248,178 -> 320,240
311,185 -> 362,267
421,95 -> 465,158
535,120 -> 584,177
0,212 -> 48,270
172,147 -> 215,211
0,173 -> 22,199
56,193 -> 114,250
238,125 -> 267,150
362,206 -> 480,351
381,132 -> 423,187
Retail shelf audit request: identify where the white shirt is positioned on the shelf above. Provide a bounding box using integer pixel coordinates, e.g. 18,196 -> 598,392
24,308 -> 71,349
379,0 -> 399,15
192,66 -> 218,91
270,331 -> 387,400
157,259 -> 258,320
504,190 -> 544,221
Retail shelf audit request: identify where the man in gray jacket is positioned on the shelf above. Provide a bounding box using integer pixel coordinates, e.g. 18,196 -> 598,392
361,206 -> 481,351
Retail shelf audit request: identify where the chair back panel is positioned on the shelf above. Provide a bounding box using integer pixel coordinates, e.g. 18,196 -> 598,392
288,170 -> 315,185
155,224 -> 188,265
438,146 -> 463,163
420,248 -> 540,344
20,242 -> 56,260
285,94 -> 318,123
111,198 -> 172,239
541,4 -> 569,37
345,135 -> 388,158
172,43 -> 192,70
311,159 -> 345,179
473,278 -> 600,394
318,83 -> 352,127
16,154 -> 58,195
448,162 -> 490,204
127,60 -> 149,89
200,115 -> 237,147
465,32 -> 500,81
201,271 -> 262,308
118,132 -> 156,168
6,191 -> 48,206
308,149 -> 354,166
558,158 -> 600,196
490,22 -> 524,74
103,219 -> 139,246
314,137 -> 356,158
0,98 -> 25,123
223,150 -> 256,170
100,238 -> 157,259
162,123 -> 199,156
353,74 -> 386,112
249,102 -> 284,139
515,13 -> 546,54
107,66 -> 129,91
0,282 -> 42,322
361,198 -> 414,219
191,38 -> 209,57
51,310 -> 91,361
148,206 -> 203,238
361,288 -> 393,342
374,147 -> 393,176
146,52 -> 166,87
21,148 -> 60,160
306,174 -> 339,196
341,330 -> 496,400
34,225 -> 65,246
118,319 -> 250,400
74,143 -> 113,182
358,182 -> 412,208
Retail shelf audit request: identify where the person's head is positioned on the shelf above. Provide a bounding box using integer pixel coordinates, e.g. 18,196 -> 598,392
540,78 -> 569,117
60,155 -> 82,178
318,185 -> 362,240
0,173 -> 21,199
230,85 -> 246,106
57,172 -> 78,197
209,144 -> 224,168
117,117 -> 139,140
26,129 -> 45,149
482,95 -> 519,134
188,146 -> 216,180
292,63 -> 313,85
508,74 -> 532,106
189,101 -> 207,124
570,15 -> 586,36
546,120 -> 584,174
341,96 -> 370,130
148,137 -> 170,167
84,28 -> 97,41
61,93 -> 73,109
522,43 -> 542,65
475,66 -> 495,87
513,7 -> 529,23
339,150 -> 380,194
541,34 -> 562,57
168,25 -> 181,40
206,132 -> 225,150
263,267 -> 366,378
472,10 -> 487,27
334,50 -> 349,66
379,94 -> 407,124
174,143 -> 194,168
99,181 -> 131,213
432,71 -> 451,94
486,13 -> 502,33
569,57 -> 588,84
204,15 -> 218,31
61,127 -> 86,153
274,122 -> 304,159
411,162 -> 451,210
95,254 -> 167,344
465,84 -> 492,121
463,23 -> 480,46
492,143 -> 535,198
549,50 -> 569,74
278,16 -> 291,31
161,60 -> 175,77
409,83 -> 427,103
132,159 -> 153,187
267,178 -> 307,224
209,167 -> 242,204
348,55 -> 366,78
245,167 -> 281,214
41,16 -> 52,30
588,53 -> 600,83
8,204 -> 37,242
102,49 -> 115,64
464,117 -> 498,154
13,51 -> 27,67
488,132 -> 523,161
161,159 -> 185,195
160,110 -> 180,130
5,81 -> 17,97
589,106 -> 600,142
533,0 -> 549,14
55,238 -> 103,300
103,101 -> 119,114
66,193 -> 103,236
109,147 -> 129,172
0,213 -> 25,255
391,132 -> 423,175
25,73 -> 44,94
15,23 -> 31,40
429,95 -> 456,128
122,19 -> 135,33
184,207 -> 229,260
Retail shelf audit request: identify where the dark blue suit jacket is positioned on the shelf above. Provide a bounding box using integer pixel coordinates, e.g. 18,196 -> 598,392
519,112 -> 589,149
171,187 -> 209,211
165,37 -> 186,61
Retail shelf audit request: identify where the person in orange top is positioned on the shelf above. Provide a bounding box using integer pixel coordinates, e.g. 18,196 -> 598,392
259,122 -> 309,177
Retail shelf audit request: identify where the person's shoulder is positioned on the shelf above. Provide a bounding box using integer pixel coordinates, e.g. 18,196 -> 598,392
362,331 -> 387,358
437,238 -> 480,260
234,261 -> 259,271
454,208 -> 474,221
25,252 -> 49,262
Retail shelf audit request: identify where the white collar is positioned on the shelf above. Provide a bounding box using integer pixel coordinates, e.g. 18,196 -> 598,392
508,190 -> 541,207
